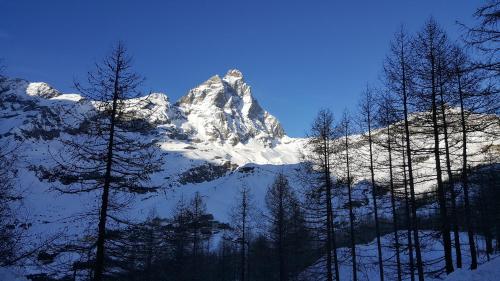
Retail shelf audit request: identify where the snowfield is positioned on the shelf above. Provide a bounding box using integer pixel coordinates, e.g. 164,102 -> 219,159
0,70 -> 498,278
443,257 -> 500,281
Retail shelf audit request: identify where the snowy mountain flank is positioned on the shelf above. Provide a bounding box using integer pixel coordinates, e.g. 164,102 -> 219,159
1,69 -> 499,220
0,70 -> 305,232
0,69 -> 499,278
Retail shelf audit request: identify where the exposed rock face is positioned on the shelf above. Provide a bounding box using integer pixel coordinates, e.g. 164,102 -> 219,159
177,161 -> 238,184
2,70 -> 286,146
177,69 -> 285,145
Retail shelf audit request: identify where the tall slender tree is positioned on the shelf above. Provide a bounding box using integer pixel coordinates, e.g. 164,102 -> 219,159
450,46 -> 479,270
231,185 -> 254,281
435,49 -> 462,268
413,19 -> 454,274
265,172 -> 304,281
0,64 -> 20,265
376,92 -> 402,281
401,133 -> 415,281
188,192 -> 212,281
303,109 -> 340,281
339,110 -> 357,281
384,27 -> 425,281
359,87 -> 384,281
47,43 -> 163,281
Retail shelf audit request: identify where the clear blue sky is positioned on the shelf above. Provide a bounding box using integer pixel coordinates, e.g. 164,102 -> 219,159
0,0 -> 479,137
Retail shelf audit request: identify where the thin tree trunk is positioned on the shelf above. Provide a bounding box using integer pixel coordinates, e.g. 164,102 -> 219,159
367,106 -> 384,281
94,53 -> 122,281
324,135 -> 338,281
483,160 -> 495,260
402,136 -> 415,281
457,68 -> 478,270
401,42 -> 425,281
437,75 -> 462,268
345,128 -> 357,281
387,125 -> 402,281
430,54 -> 454,274
278,181 -> 287,281
325,141 -> 333,281
331,203 -> 340,281
326,139 -> 340,281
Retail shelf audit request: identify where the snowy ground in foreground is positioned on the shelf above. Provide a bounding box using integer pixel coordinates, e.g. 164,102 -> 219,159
0,268 -> 29,281
1,256 -> 499,281
444,257 -> 500,281
301,231 -> 498,281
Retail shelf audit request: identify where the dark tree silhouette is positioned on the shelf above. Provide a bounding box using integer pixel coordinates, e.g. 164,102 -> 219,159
303,109 -> 340,281
46,43 -> 163,281
338,110 -> 358,281
461,0 -> 499,76
359,87 -> 384,281
376,92 -> 403,281
384,27 -> 425,281
231,185 -> 255,281
0,68 -> 21,265
413,19 -> 454,274
265,173 -> 290,281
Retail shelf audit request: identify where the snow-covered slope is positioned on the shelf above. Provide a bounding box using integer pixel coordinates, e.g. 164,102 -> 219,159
1,70 -> 498,218
2,70 -> 499,220
301,231 -> 498,281
0,71 -> 499,277
0,73 -> 305,242
444,257 -> 500,281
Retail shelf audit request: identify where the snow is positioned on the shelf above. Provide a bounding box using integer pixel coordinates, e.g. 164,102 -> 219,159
26,82 -> 60,98
0,268 -> 29,281
1,73 -> 498,228
301,232 -> 499,281
50,93 -> 83,102
444,257 -> 500,281
177,69 -> 285,145
0,71 -> 499,278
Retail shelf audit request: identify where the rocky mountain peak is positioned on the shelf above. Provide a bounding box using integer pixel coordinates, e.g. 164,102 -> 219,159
223,69 -> 244,86
26,82 -> 61,99
225,69 -> 243,78
177,69 -> 285,145
2,71 -> 285,146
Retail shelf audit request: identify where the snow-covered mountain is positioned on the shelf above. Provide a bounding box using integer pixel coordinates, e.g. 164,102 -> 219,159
177,69 -> 284,145
0,70 -> 499,277
0,71 -> 304,234
2,69 -> 499,219
113,69 -> 285,147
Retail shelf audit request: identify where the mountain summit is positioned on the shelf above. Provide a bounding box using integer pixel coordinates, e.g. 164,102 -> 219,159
177,69 -> 284,145
2,70 -> 285,146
